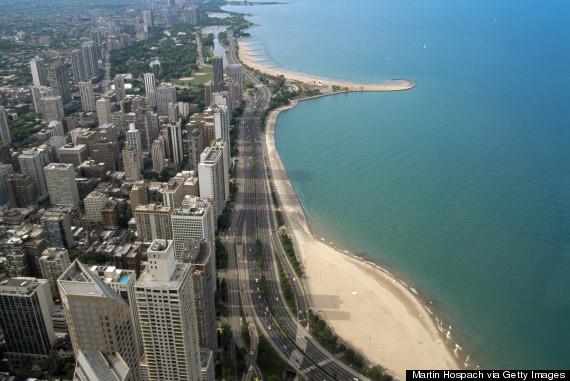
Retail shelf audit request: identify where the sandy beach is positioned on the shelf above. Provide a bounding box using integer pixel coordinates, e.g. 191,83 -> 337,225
239,41 -> 415,92
264,99 -> 460,379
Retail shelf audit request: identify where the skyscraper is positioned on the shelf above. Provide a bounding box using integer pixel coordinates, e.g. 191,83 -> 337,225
84,191 -> 107,222
97,98 -> 112,125
19,148 -> 49,198
92,139 -> 119,171
166,122 -> 183,165
58,261 -> 141,379
171,196 -> 214,257
180,239 -> 217,352
198,147 -> 225,219
48,62 -> 71,104
160,177 -> 185,209
212,55 -> 223,92
82,41 -> 99,78
126,123 -> 142,166
79,81 -> 96,112
7,173 -> 37,208
123,147 -> 140,180
0,106 -> 11,143
204,80 -> 213,107
58,144 -> 88,168
30,57 -> 49,87
188,128 -> 203,171
143,10 -> 154,27
70,49 -> 87,84
114,75 -> 126,102
31,85 -> 53,114
213,105 -> 230,154
155,83 -> 176,117
41,95 -> 64,122
39,247 -> 71,300
0,277 -> 55,358
226,64 -> 243,103
210,139 -> 230,202
40,209 -> 74,249
0,163 -> 14,207
151,138 -> 165,173
130,181 -> 149,211
135,239 -> 202,381
44,163 -> 79,207
134,204 -> 173,242
144,73 -> 156,97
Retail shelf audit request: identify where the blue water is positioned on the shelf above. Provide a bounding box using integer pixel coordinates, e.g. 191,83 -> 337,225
119,276 -> 130,284
225,0 -> 570,369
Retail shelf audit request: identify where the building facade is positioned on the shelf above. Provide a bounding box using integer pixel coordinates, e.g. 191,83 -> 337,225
0,278 -> 55,358
58,261 -> 141,379
198,148 -> 224,219
134,204 -> 173,242
79,81 -> 96,112
135,240 -> 201,381
44,163 -> 79,207
171,196 -> 214,257
40,209 -> 74,249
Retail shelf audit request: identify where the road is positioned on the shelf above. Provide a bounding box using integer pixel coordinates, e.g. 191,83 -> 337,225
224,31 -> 369,381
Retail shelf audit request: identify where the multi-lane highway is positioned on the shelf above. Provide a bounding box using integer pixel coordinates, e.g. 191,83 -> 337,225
223,31 -> 369,381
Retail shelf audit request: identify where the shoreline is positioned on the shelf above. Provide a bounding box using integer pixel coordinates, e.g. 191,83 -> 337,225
263,97 -> 461,378
239,40 -> 415,92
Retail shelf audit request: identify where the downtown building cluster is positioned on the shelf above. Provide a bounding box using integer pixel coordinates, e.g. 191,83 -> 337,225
0,1 -> 244,378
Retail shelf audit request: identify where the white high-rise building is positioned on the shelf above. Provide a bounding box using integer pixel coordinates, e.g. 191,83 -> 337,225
96,98 -> 111,125
213,104 -> 231,157
19,148 -> 49,198
30,57 -> 49,87
143,10 -> 154,27
135,239 -> 201,381
171,196 -> 214,257
84,191 -> 108,222
44,163 -> 79,207
126,123 -> 142,165
39,247 -> 71,300
198,147 -> 224,220
0,106 -> 11,143
31,85 -> 54,114
211,140 -> 230,202
40,96 -> 64,122
144,73 -> 156,97
78,81 -> 96,112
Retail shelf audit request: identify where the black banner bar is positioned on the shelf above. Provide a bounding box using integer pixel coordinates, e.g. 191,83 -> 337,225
406,370 -> 569,380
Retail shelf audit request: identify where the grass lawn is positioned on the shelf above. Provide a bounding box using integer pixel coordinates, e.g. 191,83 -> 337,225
174,65 -> 213,86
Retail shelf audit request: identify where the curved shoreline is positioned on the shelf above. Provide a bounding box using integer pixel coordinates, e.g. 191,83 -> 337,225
239,40 -> 415,92
263,97 -> 461,379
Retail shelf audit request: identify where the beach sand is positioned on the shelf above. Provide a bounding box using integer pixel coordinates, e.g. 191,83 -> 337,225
239,41 -> 415,92
264,99 -> 460,379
